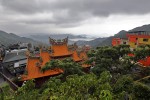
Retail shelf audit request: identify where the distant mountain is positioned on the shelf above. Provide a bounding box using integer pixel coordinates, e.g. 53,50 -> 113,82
29,34 -> 104,46
0,30 -> 40,46
29,34 -> 87,40
129,24 -> 150,32
97,24 -> 150,47
28,34 -> 95,45
1,24 -> 150,48
79,24 -> 150,47
97,30 -> 127,47
76,37 -> 106,47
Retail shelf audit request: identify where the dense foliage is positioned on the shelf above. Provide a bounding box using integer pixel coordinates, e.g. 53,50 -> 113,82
0,44 -> 150,100
134,44 -> 150,60
41,58 -> 84,76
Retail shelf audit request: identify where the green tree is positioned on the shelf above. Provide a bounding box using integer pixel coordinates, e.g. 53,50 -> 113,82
113,75 -> 133,94
91,46 -> 119,75
41,58 -> 84,77
134,45 -> 150,60
13,80 -> 40,100
114,44 -> 130,57
99,90 -> 113,100
133,82 -> 150,99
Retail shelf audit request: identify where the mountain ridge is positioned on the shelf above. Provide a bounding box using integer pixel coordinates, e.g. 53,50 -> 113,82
0,30 -> 41,46
1,24 -> 150,47
97,24 -> 150,47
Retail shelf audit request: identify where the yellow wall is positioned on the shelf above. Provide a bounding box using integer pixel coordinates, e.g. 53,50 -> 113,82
129,42 -> 137,48
138,38 -> 150,45
129,38 -> 150,49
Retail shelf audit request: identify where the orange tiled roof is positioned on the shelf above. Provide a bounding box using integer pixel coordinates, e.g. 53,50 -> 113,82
21,56 -> 63,81
80,51 -> 88,60
82,64 -> 91,68
51,44 -> 72,57
72,51 -> 82,62
21,38 -> 91,80
40,51 -> 50,66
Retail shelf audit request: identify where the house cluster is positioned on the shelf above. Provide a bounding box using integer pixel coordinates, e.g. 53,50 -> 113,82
0,43 -> 31,75
0,37 -> 90,85
112,31 -> 150,67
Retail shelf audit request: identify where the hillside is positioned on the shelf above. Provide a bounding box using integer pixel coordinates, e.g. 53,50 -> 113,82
0,31 -> 101,47
97,30 -> 127,47
29,34 -> 106,47
75,30 -> 127,47
76,37 -> 106,47
29,33 -> 89,44
97,24 -> 150,47
129,24 -> 150,32
0,30 -> 40,46
1,24 -> 150,47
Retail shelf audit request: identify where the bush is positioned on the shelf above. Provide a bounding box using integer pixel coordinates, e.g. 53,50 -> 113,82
133,82 -> 150,99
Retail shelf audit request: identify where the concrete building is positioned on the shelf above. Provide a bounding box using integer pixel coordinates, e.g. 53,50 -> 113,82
2,49 -> 27,76
127,31 -> 150,49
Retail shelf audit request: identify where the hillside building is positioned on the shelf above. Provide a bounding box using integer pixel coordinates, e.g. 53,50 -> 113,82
112,31 -> 150,67
8,43 -> 32,50
21,37 -> 90,81
112,38 -> 128,46
127,31 -> 150,49
2,49 -> 27,75
127,31 -> 150,67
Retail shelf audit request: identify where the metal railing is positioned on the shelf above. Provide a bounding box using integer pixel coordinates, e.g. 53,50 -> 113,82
0,72 -> 18,91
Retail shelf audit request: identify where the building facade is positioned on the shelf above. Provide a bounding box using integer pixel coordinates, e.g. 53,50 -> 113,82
112,31 -> 150,67
127,31 -> 150,49
2,49 -> 27,76
112,38 -> 128,46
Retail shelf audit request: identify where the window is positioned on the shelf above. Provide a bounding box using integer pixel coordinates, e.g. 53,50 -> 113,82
123,42 -> 126,44
117,41 -> 120,44
143,38 -> 148,42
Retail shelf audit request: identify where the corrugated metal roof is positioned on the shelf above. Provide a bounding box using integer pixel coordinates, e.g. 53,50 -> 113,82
3,50 -> 27,63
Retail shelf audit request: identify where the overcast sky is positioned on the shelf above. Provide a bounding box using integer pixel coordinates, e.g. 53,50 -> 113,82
0,0 -> 150,37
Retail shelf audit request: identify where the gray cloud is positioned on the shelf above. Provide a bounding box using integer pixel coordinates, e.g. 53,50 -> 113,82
2,0 -> 150,15
0,0 -> 150,35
